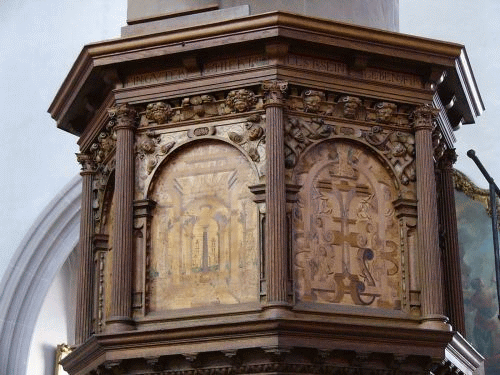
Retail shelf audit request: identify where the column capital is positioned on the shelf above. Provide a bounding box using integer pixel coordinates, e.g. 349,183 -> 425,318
76,152 -> 96,175
108,103 -> 137,131
262,80 -> 288,107
412,104 -> 440,132
438,148 -> 458,170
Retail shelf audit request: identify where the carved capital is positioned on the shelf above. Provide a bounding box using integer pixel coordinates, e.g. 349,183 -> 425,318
438,148 -> 457,170
262,80 -> 288,106
76,152 -> 96,174
412,104 -> 440,132
108,104 -> 137,130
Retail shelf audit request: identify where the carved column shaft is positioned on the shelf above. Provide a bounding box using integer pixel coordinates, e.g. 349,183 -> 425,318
75,154 -> 95,345
263,80 -> 289,305
413,105 -> 446,327
108,105 -> 136,332
437,149 -> 465,334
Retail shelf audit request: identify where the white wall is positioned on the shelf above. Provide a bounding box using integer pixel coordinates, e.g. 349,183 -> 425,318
27,250 -> 77,375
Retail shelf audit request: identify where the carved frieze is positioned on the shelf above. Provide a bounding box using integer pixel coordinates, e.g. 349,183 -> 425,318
293,140 -> 402,309
286,89 -> 410,126
139,89 -> 262,128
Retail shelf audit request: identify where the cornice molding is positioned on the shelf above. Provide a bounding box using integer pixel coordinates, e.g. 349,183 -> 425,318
48,11 -> 471,136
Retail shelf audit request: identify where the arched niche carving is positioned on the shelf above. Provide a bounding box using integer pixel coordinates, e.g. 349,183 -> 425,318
292,138 -> 402,310
146,139 -> 260,312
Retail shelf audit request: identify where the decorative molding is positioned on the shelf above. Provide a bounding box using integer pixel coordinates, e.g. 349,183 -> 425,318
453,169 -> 494,214
286,88 -> 411,126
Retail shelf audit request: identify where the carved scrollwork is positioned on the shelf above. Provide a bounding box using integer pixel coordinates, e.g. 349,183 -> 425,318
284,116 -> 336,168
136,130 -> 175,175
228,114 -> 265,162
364,126 -> 416,185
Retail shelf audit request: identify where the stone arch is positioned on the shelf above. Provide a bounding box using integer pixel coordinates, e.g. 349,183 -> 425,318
0,175 -> 81,375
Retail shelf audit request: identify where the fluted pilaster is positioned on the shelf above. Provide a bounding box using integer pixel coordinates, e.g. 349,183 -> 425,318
437,149 -> 465,334
262,80 -> 289,306
75,153 -> 96,344
413,105 -> 447,329
107,104 -> 136,332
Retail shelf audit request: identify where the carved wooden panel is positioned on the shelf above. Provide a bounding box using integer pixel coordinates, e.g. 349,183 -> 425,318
293,139 -> 401,309
148,140 -> 259,311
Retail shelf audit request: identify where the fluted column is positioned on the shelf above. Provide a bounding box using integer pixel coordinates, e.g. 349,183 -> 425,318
107,104 -> 136,332
75,153 -> 96,344
413,105 -> 447,329
262,80 -> 289,306
437,149 -> 465,334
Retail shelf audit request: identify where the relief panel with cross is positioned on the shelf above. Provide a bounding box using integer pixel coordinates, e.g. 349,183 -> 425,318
293,139 -> 401,309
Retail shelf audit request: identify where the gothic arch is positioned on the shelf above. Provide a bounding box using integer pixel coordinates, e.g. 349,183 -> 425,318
0,175 -> 81,375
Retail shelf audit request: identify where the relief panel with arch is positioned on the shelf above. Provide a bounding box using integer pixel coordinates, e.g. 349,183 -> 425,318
293,139 -> 402,309
147,140 -> 260,311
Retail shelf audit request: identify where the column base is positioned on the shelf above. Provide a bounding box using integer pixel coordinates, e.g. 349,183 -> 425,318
420,314 -> 451,331
106,316 -> 136,333
262,302 -> 294,319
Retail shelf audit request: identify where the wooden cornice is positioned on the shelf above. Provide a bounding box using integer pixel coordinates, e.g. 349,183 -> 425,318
61,318 -> 458,375
48,11 -> 480,136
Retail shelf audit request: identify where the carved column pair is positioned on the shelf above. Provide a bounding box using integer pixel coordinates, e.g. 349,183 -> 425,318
436,149 -> 466,334
106,104 -> 137,332
413,105 -> 448,329
75,154 -> 96,345
262,80 -> 289,307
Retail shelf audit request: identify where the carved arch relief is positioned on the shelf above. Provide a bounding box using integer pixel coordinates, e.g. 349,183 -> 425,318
147,140 -> 260,311
292,139 -> 402,309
